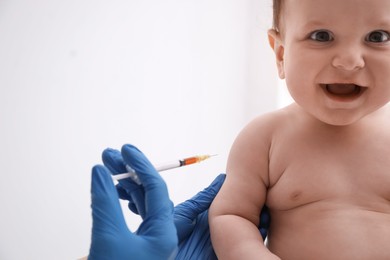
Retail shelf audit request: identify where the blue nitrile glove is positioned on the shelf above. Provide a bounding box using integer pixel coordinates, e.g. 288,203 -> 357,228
173,174 -> 225,259
88,144 -> 178,260
259,205 -> 270,239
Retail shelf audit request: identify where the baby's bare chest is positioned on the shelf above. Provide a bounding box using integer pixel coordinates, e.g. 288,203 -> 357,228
267,131 -> 390,210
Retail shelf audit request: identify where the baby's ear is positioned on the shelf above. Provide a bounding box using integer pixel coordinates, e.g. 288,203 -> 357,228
268,29 -> 285,79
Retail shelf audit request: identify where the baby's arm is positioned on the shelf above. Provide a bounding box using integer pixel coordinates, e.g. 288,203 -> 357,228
209,116 -> 280,259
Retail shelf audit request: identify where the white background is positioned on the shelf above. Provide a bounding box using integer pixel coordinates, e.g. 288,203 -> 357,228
0,0 -> 291,259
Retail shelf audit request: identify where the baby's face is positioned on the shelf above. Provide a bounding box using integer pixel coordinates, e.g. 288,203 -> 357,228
274,0 -> 390,125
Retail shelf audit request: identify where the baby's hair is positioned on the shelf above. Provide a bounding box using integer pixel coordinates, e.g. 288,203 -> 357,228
272,0 -> 283,32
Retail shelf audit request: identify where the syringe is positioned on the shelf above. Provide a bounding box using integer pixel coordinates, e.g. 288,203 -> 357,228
112,154 -> 216,184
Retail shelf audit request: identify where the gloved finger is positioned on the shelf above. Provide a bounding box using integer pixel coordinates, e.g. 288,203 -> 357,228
102,148 -> 143,192
116,184 -> 139,215
90,165 -> 132,242
103,148 -> 146,217
258,206 -> 270,240
259,206 -> 270,228
121,144 -> 175,237
116,184 -> 132,201
115,183 -> 145,209
102,148 -> 127,174
174,174 -> 226,242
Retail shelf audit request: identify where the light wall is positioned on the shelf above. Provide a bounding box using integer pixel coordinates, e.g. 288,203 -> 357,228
0,1 -> 279,259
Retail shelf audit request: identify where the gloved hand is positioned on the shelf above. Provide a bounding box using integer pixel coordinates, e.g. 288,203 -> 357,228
173,174 -> 225,259
102,145 -> 271,259
88,144 -> 178,260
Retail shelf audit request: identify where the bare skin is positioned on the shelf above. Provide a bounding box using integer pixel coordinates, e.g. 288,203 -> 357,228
209,0 -> 390,258
267,104 -> 390,259
210,103 -> 390,259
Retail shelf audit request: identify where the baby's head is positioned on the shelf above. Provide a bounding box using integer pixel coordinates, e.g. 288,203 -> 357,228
268,0 -> 390,126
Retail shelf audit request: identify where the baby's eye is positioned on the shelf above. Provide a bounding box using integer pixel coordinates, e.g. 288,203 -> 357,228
309,30 -> 333,42
365,30 -> 390,43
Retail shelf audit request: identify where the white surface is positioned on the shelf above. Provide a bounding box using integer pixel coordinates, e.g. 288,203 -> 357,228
0,0 -> 280,259
277,79 -> 294,108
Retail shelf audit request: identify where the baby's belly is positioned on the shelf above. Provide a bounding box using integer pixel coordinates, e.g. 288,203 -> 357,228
267,203 -> 390,260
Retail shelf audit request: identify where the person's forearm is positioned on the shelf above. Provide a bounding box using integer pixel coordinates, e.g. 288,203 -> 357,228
210,214 -> 280,259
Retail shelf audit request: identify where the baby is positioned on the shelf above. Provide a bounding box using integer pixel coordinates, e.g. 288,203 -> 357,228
209,0 -> 390,259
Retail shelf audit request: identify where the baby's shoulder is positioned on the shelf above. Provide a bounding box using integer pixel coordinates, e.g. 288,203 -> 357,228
243,104 -> 297,134
232,104 -> 298,152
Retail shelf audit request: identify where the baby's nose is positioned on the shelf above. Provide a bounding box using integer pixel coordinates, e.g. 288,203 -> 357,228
331,45 -> 365,71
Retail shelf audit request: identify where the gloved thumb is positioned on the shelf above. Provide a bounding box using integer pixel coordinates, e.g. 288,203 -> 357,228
89,165 -> 131,258
174,174 -> 225,242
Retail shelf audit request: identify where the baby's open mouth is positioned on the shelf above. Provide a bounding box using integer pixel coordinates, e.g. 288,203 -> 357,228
322,83 -> 365,98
